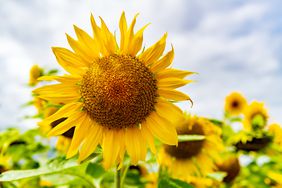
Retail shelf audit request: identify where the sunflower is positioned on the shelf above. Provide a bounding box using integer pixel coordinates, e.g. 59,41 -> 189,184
224,92 -> 247,116
52,118 -> 74,153
0,155 -> 11,174
216,156 -> 240,183
243,101 -> 268,131
33,12 -> 193,168
159,115 -> 223,183
34,97 -> 73,153
268,123 -> 282,148
29,64 -> 43,86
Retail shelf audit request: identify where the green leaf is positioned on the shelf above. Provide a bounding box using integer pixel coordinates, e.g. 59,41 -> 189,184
208,118 -> 223,126
158,177 -> 194,188
46,69 -> 59,75
178,135 -> 205,142
0,157 -> 85,182
86,162 -> 105,179
230,117 -> 242,122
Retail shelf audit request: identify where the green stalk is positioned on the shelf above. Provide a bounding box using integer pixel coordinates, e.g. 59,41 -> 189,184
116,166 -> 121,188
120,163 -> 130,187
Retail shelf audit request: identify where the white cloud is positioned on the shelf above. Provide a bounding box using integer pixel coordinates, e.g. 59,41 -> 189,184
0,0 -> 281,129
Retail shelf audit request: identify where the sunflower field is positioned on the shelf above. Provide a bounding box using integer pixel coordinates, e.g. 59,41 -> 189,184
1,11 -> 282,188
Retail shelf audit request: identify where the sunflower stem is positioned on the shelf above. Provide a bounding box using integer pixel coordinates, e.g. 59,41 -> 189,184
116,166 -> 121,188
120,162 -> 130,187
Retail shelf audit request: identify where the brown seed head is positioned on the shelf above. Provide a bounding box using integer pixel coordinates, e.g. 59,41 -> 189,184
164,123 -> 205,159
80,54 -> 158,129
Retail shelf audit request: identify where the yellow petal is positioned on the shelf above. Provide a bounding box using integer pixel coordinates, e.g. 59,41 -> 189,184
158,89 -> 192,102
90,14 -> 104,50
38,75 -> 81,84
128,24 -> 149,56
33,84 -> 79,95
125,128 -> 147,165
39,102 -> 82,126
78,123 -> 103,161
157,69 -> 194,79
66,114 -> 92,158
117,145 -> 126,168
143,111 -> 177,145
122,14 -> 138,53
37,95 -> 80,104
140,124 -> 156,153
119,11 -> 128,51
150,46 -> 174,72
158,78 -> 192,89
102,129 -> 122,169
139,33 -> 167,65
52,47 -> 87,75
155,98 -> 183,122
99,17 -> 117,54
47,111 -> 85,136
66,34 -> 94,63
73,25 -> 100,59
33,84 -> 80,104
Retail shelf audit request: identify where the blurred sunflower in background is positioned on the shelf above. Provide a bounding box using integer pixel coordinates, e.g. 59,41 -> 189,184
216,155 -> 241,184
29,64 -> 43,86
224,92 -> 247,116
51,118 -> 74,153
159,115 -> 223,185
243,101 -> 268,131
33,12 -> 193,168
29,65 -> 73,154
268,123 -> 282,148
0,155 -> 11,174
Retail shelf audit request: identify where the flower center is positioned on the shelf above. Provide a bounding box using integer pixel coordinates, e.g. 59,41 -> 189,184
80,54 -> 158,129
231,100 -> 239,108
164,123 -> 205,159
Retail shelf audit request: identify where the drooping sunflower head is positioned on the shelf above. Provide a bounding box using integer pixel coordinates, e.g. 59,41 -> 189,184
29,64 -> 43,86
268,123 -> 282,148
159,115 -> 223,182
224,92 -> 247,116
243,101 -> 268,131
216,156 -> 240,183
33,12 -> 193,168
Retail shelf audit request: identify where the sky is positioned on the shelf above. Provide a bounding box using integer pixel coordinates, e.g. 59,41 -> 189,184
0,0 -> 282,130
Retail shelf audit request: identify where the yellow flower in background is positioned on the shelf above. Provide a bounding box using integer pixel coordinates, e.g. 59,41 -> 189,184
0,155 -> 11,174
39,180 -> 53,187
34,98 -> 73,154
243,101 -> 268,131
188,176 -> 214,188
33,12 -> 193,168
268,123 -> 282,147
145,173 -> 158,188
159,115 -> 223,183
51,118 -> 74,153
268,171 -> 282,186
224,92 -> 247,116
128,165 -> 157,188
29,64 -> 43,86
56,136 -> 72,154
216,156 -> 240,183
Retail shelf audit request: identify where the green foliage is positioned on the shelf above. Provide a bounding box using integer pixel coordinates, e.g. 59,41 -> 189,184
158,177 -> 194,188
